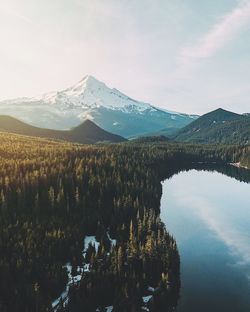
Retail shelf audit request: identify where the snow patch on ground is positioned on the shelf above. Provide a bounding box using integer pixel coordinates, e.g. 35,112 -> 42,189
84,263 -> 90,272
107,232 -> 117,247
96,306 -> 113,312
143,295 -> 153,303
52,262 -> 83,311
52,235 -> 100,311
84,235 -> 100,254
148,286 -> 155,292
52,233 -> 118,311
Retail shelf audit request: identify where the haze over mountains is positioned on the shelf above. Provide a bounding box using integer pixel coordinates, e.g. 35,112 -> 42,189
2,107 -> 249,146
0,75 -> 197,138
1,75 -> 250,145
0,116 -> 125,144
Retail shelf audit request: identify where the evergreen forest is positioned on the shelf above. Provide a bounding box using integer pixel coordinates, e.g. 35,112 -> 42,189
0,132 -> 249,311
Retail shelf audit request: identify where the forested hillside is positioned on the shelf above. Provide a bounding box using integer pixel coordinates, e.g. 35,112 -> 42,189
238,146 -> 250,168
173,108 -> 250,144
0,116 -> 126,144
0,132 -> 249,311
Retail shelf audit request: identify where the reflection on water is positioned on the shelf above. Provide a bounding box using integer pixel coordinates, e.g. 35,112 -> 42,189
161,166 -> 250,312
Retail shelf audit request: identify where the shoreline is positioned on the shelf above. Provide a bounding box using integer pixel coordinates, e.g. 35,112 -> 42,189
229,162 -> 249,170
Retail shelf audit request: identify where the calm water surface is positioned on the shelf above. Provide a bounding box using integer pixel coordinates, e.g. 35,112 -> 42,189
161,168 -> 250,312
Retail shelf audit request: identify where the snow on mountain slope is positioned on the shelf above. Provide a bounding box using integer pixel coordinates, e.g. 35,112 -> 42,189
16,75 -> 156,113
0,75 -> 198,137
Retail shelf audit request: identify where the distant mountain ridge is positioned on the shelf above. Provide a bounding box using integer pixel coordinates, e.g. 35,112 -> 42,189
0,116 -> 125,144
0,75 -> 198,138
173,108 -> 250,144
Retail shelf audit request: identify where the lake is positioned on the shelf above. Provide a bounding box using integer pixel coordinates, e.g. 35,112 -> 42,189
160,167 -> 250,312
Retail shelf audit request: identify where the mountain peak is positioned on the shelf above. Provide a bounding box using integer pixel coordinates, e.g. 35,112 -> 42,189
57,75 -> 156,114
76,118 -> 97,129
174,108 -> 245,143
0,75 -> 197,137
214,108 -> 226,113
0,115 -> 126,144
212,108 -> 232,114
79,74 -> 102,85
65,75 -> 106,95
203,108 -> 241,120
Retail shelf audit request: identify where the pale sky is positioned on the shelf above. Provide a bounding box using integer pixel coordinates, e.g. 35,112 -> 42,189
0,0 -> 250,114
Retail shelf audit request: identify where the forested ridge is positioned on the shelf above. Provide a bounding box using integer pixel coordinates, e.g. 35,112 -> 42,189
173,108 -> 250,144
0,132 -> 249,311
0,116 -> 126,144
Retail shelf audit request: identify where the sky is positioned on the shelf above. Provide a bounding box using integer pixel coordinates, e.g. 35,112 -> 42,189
0,0 -> 250,114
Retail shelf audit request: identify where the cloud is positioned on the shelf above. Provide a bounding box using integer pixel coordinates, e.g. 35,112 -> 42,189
177,0 -> 250,73
196,198 -> 250,265
8,9 -> 33,24
166,170 -> 250,270
0,3 -> 33,25
176,191 -> 250,267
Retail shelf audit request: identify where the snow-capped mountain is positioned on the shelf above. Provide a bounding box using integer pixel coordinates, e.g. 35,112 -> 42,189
0,75 -> 198,137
